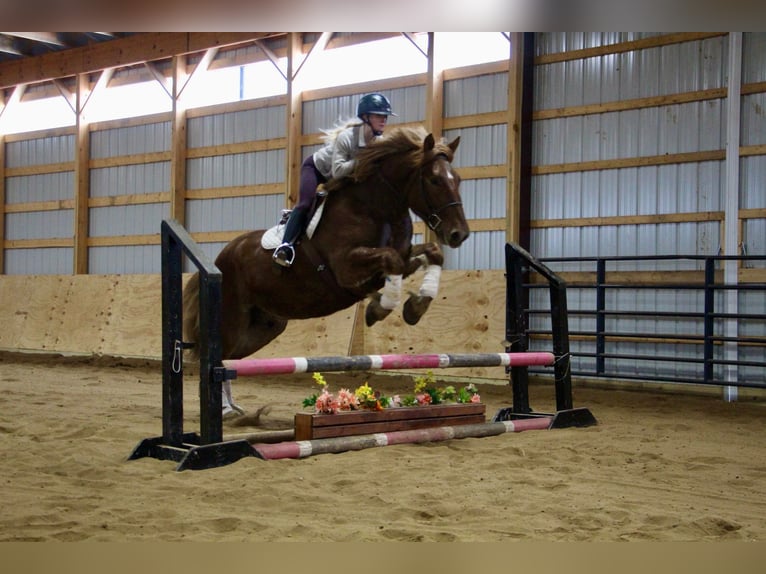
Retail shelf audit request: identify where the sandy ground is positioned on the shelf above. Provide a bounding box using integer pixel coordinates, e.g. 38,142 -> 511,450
1,351 -> 765,543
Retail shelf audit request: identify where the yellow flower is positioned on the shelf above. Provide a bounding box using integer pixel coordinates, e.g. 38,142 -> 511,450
312,372 -> 327,387
354,382 -> 374,401
413,371 -> 435,394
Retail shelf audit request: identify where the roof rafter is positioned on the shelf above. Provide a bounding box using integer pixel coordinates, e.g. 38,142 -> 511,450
0,32 -> 283,90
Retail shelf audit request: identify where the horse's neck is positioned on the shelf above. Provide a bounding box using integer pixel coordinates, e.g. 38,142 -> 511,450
346,171 -> 412,223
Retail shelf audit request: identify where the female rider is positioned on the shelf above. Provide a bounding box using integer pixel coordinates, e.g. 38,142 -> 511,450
272,92 -> 396,267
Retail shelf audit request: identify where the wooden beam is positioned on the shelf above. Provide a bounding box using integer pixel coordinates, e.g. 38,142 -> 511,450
73,74 -> 90,274
254,40 -> 287,81
424,32 -> 444,245
0,133 -> 5,274
170,56 -> 187,225
0,83 -> 24,120
144,62 -> 172,99
177,47 -> 219,99
0,32 -> 281,89
286,33 -> 303,207
292,32 -> 332,81
506,33 -> 522,244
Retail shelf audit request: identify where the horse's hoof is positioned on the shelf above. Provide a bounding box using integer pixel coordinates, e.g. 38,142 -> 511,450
222,406 -> 244,420
366,301 -> 392,327
402,295 -> 433,326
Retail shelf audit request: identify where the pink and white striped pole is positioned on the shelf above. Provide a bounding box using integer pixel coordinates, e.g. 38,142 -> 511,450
223,351 -> 555,377
251,417 -> 554,460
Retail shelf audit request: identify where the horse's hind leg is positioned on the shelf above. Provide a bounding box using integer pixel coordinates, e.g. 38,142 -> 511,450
221,306 -> 288,419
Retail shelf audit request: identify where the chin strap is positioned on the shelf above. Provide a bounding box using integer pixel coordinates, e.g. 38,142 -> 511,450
361,116 -> 384,137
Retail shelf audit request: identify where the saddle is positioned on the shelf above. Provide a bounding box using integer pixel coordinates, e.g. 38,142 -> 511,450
261,190 -> 326,250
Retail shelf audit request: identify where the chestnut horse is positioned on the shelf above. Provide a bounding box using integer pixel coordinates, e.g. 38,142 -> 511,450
183,126 -> 469,415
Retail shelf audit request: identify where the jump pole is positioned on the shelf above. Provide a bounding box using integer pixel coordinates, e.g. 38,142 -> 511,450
223,351 -> 555,377
252,417 -> 554,460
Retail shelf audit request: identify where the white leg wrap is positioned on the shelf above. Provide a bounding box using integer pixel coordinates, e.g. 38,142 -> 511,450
380,274 -> 403,310
418,265 -> 442,298
222,380 -> 244,415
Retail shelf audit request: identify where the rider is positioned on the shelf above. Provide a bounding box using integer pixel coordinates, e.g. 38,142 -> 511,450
272,92 -> 396,267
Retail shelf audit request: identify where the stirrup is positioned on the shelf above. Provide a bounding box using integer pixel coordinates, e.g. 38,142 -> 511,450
272,243 -> 296,267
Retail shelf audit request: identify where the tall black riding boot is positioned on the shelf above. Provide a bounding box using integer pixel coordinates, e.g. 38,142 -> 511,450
272,207 -> 308,267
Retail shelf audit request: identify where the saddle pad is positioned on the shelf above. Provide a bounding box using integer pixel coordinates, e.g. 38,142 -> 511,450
261,202 -> 325,250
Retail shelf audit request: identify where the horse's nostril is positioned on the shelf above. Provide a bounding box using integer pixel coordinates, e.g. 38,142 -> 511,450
450,229 -> 469,246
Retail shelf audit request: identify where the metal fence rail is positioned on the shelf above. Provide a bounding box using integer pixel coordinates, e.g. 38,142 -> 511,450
508,249 -> 766,391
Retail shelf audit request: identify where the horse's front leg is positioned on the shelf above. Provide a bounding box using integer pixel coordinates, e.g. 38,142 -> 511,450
335,246 -> 407,289
402,242 -> 444,326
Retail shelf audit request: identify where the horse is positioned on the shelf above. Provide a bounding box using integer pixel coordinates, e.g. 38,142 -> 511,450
182,126 -> 470,416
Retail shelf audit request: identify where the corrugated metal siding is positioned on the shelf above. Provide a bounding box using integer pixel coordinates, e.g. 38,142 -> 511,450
89,245 -> 161,274
186,149 -> 284,190
90,163 -> 170,197
5,134 -> 75,167
6,210 -> 73,240
528,33 -> 749,381
442,71 -> 510,270
90,122 -> 171,158
3,133 -> 75,274
444,73 -> 508,116
184,105 -> 286,251
89,204 -> 166,237
85,121 -> 172,274
187,106 -> 286,147
186,196 -> 283,233
5,172 -> 73,203
4,248 -> 73,275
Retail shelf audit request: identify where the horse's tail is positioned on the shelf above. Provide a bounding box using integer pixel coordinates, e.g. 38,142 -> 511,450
182,272 -> 201,359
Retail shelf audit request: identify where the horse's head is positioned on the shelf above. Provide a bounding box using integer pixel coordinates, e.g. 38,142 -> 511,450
412,133 -> 470,248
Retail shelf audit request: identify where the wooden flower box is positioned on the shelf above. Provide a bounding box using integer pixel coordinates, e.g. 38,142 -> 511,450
294,403 -> 486,441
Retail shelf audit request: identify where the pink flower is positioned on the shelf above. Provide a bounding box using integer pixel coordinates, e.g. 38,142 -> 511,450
416,393 -> 432,406
470,393 -> 481,403
336,388 -> 358,411
315,389 -> 338,414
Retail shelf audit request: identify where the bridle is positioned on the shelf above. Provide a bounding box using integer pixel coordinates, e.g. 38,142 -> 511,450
379,152 -> 462,232
421,154 -> 463,231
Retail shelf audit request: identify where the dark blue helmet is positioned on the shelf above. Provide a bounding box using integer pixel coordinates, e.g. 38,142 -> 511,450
357,93 -> 396,118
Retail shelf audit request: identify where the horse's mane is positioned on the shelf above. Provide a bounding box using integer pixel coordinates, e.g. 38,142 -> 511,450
323,126 -> 455,194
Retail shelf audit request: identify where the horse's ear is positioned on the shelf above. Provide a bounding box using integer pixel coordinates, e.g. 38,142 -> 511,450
448,136 -> 461,153
424,133 -> 435,152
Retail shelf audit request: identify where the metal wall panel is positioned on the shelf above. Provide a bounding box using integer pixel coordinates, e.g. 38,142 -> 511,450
6,210 -> 73,240
5,172 -> 73,203
89,203 -> 167,237
444,72 -> 508,117
186,149 -> 284,191
743,32 -> 766,83
4,248 -> 73,275
89,245 -> 161,274
4,134 -> 74,167
90,122 -> 171,158
90,162 -> 170,197
187,106 -> 286,148
186,195 -> 283,233
445,125 -> 507,168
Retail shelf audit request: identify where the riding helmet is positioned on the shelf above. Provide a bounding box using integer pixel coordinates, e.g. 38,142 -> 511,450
357,93 -> 397,118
